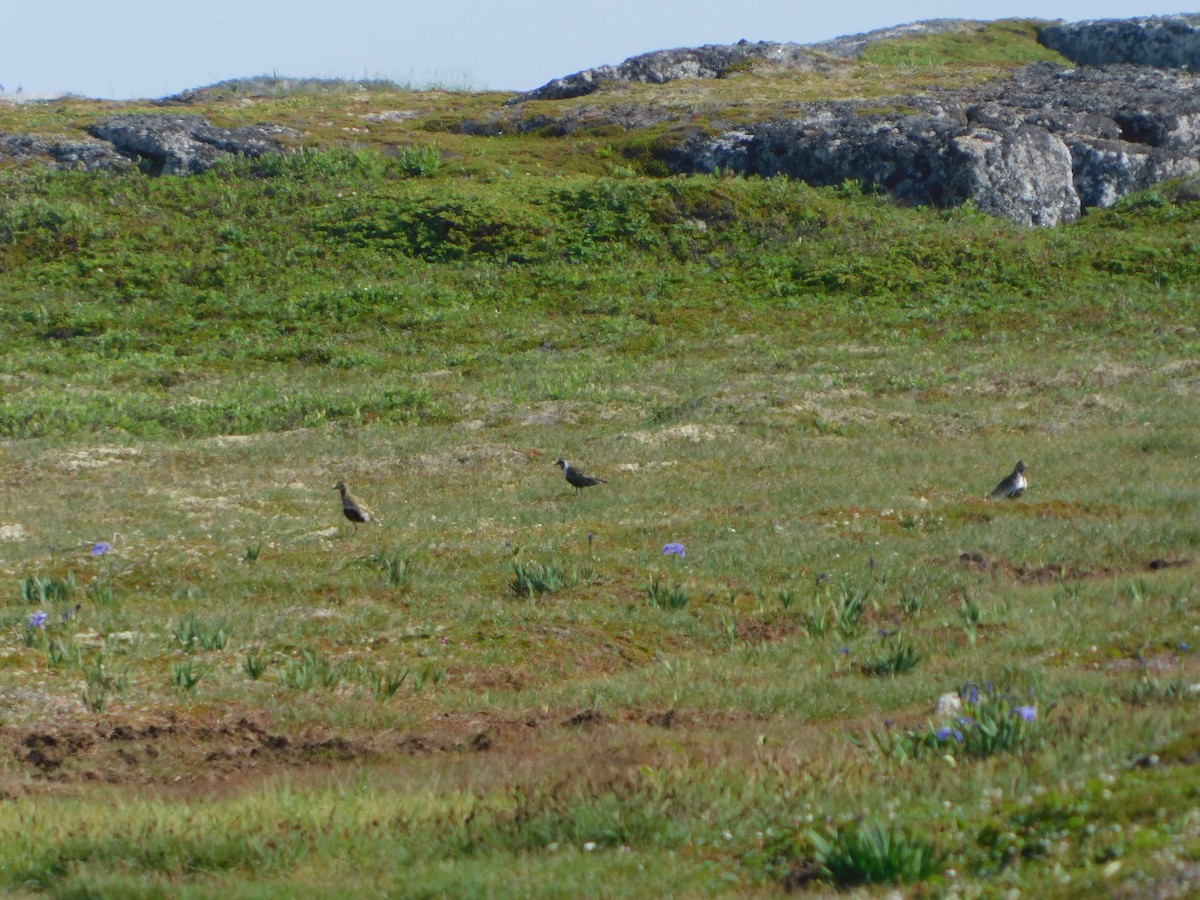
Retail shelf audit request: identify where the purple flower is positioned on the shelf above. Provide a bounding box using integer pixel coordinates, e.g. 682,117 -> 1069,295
1180,642 -> 1190,652
877,628 -> 891,637
935,727 -> 964,742
965,684 -> 980,705
662,542 -> 686,558
838,646 -> 850,655
27,610 -> 47,629
91,541 -> 112,557
1013,705 -> 1037,722
956,716 -> 976,727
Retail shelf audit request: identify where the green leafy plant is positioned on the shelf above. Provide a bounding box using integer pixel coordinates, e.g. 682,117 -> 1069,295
47,636 -> 80,669
171,660 -> 206,691
510,559 -> 577,598
645,577 -> 689,610
243,649 -> 268,680
808,821 -> 946,886
864,687 -> 1041,761
282,650 -> 340,691
835,585 -> 869,636
411,663 -> 446,693
380,550 -> 410,587
173,613 -> 229,652
20,572 -> 75,605
372,670 -> 409,701
861,640 -> 922,677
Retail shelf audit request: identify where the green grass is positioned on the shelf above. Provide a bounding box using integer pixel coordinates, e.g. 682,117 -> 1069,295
1,21 -> 1200,896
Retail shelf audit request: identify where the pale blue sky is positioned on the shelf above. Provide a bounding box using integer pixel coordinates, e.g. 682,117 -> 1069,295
2,1 -> 1193,100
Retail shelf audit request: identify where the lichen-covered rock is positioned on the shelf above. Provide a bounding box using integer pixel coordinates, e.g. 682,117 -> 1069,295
1039,14 -> 1200,69
510,40 -> 821,103
667,61 -> 1200,225
0,133 -> 133,172
947,126 -> 1079,226
86,115 -> 299,175
511,21 -> 979,103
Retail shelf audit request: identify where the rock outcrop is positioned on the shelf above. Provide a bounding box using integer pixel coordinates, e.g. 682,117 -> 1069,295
504,15 -> 1200,226
667,62 -> 1200,226
0,115 -> 298,175
1040,14 -> 1200,69
510,21 -> 976,103
0,133 -> 133,172
86,115 -> 299,175
2,15 -> 1199,226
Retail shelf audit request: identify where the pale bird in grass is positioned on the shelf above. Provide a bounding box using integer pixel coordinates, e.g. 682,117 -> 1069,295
989,460 -> 1028,500
333,481 -> 378,528
555,458 -> 606,495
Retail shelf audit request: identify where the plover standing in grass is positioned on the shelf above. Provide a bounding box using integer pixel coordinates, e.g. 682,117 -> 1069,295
334,481 -> 378,528
989,460 -> 1028,499
555,458 -> 606,495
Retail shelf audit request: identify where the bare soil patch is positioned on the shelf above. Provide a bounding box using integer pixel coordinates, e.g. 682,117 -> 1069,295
955,552 -> 1189,584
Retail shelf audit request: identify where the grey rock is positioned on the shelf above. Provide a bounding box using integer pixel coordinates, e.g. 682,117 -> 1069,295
0,132 -> 133,172
499,14 -> 1200,225
86,115 -> 299,175
811,19 -> 980,59
1039,14 -> 1200,69
511,40 -> 822,103
668,62 -> 1200,225
948,126 -> 1079,226
511,21 -> 978,103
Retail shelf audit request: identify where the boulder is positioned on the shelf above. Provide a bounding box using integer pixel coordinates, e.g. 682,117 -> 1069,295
666,62 -> 1200,225
85,115 -> 300,175
1039,14 -> 1200,69
511,40 -> 821,103
511,21 -> 979,103
0,133 -> 132,172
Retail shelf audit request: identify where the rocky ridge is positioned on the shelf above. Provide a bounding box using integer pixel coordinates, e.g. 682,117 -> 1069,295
661,62 -> 1200,227
504,15 -> 1200,227
0,15 -> 1198,226
0,114 -> 298,176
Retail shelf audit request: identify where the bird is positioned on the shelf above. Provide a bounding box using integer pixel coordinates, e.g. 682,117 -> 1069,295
333,481 -> 378,528
989,460 -> 1028,499
555,458 -> 606,495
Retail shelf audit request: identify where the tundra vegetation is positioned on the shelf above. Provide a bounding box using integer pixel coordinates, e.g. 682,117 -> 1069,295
1,20 -> 1198,897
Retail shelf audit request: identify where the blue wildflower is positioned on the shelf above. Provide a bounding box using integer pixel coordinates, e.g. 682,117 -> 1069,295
965,683 -> 980,705
1013,705 -> 1037,722
838,646 -> 850,655
956,716 -> 976,727
662,542 -> 686,558
935,727 -> 964,742
91,541 -> 112,557
27,610 -> 47,629
1181,642 -> 1190,652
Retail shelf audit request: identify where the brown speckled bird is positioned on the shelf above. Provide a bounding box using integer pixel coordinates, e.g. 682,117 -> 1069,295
555,458 -> 606,496
334,481 -> 378,528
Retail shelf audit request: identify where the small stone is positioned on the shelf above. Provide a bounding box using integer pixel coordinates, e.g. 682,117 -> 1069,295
934,692 -> 962,717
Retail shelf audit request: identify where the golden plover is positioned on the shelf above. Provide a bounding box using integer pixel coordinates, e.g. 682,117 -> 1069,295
989,460 -> 1028,500
555,458 -> 606,495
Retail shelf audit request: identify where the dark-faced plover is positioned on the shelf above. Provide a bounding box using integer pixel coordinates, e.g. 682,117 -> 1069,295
333,481 -> 378,527
989,460 -> 1028,499
555,458 -> 606,495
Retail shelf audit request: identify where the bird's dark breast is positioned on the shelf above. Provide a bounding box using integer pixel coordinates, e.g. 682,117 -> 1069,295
344,508 -> 368,523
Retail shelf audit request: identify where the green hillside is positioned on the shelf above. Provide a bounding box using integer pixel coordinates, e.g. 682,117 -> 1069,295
1,20 -> 1199,897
